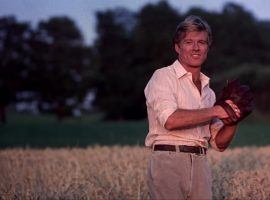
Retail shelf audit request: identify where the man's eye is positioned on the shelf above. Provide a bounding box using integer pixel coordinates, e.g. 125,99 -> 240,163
185,41 -> 193,44
199,41 -> 207,45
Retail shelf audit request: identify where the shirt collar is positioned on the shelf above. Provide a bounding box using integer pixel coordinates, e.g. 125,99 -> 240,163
172,60 -> 189,79
172,59 -> 210,88
200,72 -> 210,89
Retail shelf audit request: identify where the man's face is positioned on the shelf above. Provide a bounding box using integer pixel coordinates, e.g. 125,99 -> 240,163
175,31 -> 209,69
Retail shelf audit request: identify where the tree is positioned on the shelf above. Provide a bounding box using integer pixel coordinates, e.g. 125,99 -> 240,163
93,8 -> 136,119
0,16 -> 96,121
31,17 -> 93,120
93,2 -> 181,119
0,16 -> 32,123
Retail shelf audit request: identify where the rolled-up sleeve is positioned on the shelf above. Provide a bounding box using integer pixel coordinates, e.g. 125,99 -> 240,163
144,69 -> 177,127
209,118 -> 224,151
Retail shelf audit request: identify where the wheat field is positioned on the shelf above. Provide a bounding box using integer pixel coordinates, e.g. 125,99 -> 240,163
0,146 -> 270,200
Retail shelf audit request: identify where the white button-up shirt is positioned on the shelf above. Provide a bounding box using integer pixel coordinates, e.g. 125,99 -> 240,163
144,60 -> 223,150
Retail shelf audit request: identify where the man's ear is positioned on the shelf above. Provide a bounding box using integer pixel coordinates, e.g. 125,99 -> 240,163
174,43 -> 180,54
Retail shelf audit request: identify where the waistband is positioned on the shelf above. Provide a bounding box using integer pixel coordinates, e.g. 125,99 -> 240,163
153,144 -> 207,155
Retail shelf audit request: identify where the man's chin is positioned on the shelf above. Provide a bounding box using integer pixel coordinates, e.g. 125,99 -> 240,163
189,64 -> 203,68
189,60 -> 206,68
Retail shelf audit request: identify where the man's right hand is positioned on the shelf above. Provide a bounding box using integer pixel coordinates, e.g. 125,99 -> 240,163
215,100 -> 241,125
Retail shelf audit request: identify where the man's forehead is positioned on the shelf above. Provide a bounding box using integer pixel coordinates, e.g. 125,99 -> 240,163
183,31 -> 208,40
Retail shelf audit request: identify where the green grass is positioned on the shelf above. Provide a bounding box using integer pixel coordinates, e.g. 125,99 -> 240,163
0,113 -> 269,148
0,113 -> 148,148
231,123 -> 270,147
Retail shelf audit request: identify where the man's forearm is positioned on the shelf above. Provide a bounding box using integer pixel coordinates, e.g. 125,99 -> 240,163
165,106 -> 222,130
214,125 -> 238,151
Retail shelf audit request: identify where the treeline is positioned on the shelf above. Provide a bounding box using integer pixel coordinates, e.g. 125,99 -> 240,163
1,1 -> 270,121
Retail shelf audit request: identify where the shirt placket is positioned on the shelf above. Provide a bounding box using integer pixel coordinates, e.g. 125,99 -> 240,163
197,85 -> 210,140
196,88 -> 204,139
188,76 -> 203,139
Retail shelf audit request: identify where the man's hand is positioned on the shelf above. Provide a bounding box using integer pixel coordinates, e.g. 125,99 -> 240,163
214,100 -> 240,125
216,100 -> 241,125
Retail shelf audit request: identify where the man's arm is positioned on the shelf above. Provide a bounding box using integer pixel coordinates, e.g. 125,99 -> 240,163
165,105 -> 228,130
213,124 -> 237,152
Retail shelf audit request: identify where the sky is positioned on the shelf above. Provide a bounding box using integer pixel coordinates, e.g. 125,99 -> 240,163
1,0 -> 270,45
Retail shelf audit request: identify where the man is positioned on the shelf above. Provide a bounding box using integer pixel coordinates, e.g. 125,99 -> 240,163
144,15 -> 242,200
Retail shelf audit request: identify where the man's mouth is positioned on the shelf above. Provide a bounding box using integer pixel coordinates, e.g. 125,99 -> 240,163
191,54 -> 201,59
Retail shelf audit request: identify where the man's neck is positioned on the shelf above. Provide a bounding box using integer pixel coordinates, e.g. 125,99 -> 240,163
178,60 -> 201,82
188,68 -> 201,83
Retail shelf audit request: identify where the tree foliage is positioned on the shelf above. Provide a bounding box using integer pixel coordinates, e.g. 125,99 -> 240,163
94,2 -> 181,119
0,16 -> 94,121
1,1 -> 270,121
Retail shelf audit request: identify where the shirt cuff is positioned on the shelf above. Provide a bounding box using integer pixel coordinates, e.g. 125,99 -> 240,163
159,108 -> 176,128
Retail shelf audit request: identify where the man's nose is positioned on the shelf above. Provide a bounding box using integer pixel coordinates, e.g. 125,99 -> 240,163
193,42 -> 199,50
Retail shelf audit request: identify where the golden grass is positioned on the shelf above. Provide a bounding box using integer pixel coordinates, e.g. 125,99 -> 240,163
0,146 -> 270,199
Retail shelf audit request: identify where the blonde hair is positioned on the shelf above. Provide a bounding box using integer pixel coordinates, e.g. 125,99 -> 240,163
173,15 -> 212,46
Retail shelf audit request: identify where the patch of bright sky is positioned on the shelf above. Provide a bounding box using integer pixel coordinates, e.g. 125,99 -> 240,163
0,0 -> 269,45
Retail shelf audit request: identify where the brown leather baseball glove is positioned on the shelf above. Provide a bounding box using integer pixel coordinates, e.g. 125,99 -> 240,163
215,79 -> 254,125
